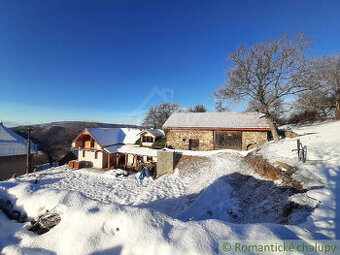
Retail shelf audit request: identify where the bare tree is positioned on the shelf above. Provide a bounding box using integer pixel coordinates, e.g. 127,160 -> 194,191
246,98 -> 285,125
188,104 -> 207,112
214,32 -> 312,141
215,101 -> 229,112
142,102 -> 180,129
297,54 -> 340,119
41,143 -> 59,167
295,90 -> 334,118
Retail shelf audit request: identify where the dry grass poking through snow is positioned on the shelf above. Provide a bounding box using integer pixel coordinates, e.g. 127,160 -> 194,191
175,155 -> 212,178
245,155 -> 302,190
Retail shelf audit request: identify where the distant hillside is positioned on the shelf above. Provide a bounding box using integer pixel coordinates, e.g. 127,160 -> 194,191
11,121 -> 140,164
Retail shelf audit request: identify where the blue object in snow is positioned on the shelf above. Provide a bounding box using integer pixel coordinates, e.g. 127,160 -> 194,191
139,167 -> 151,180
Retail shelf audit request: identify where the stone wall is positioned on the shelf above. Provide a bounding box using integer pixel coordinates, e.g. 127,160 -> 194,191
156,150 -> 175,178
0,155 -> 26,180
166,129 -> 269,151
166,130 -> 214,151
242,131 -> 268,150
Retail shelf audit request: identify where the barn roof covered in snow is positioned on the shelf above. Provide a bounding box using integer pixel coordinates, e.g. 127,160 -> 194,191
0,123 -> 38,157
162,112 -> 271,130
85,128 -> 141,147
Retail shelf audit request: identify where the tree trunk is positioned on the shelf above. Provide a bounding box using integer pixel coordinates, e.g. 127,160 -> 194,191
335,89 -> 340,120
267,117 -> 280,142
336,102 -> 340,120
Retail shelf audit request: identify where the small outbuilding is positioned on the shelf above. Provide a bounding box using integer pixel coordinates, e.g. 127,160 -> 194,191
0,122 -> 37,180
58,149 -> 78,166
139,129 -> 165,147
162,112 -> 271,151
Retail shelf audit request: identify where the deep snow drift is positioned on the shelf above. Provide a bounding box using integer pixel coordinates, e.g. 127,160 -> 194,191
0,120 -> 339,255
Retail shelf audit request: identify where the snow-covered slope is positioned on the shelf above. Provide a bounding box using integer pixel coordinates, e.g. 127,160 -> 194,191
0,120 -> 339,254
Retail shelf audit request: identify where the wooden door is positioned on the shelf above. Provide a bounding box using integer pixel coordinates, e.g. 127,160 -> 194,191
214,131 -> 242,150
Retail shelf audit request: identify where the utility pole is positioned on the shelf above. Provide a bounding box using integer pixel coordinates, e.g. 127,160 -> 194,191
26,125 -> 33,173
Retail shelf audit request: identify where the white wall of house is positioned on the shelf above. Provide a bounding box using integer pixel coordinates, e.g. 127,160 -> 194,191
142,155 -> 157,162
127,154 -> 134,165
78,149 -> 105,169
141,142 -> 153,147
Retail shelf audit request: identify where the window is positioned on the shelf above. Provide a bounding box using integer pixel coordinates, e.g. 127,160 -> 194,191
189,139 -> 199,151
182,138 -> 186,142
91,139 -> 95,148
143,136 -> 153,143
95,152 -> 98,159
147,156 -> 152,161
82,150 -> 86,157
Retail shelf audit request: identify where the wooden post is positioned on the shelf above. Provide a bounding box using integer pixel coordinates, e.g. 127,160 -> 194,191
302,145 -> 307,163
116,154 -> 119,165
26,126 -> 33,173
297,139 -> 301,162
301,146 -> 305,163
124,153 -> 128,168
107,154 -> 110,170
134,155 -> 137,169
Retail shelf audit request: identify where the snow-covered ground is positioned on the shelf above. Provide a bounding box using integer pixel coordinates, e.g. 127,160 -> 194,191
0,120 -> 339,254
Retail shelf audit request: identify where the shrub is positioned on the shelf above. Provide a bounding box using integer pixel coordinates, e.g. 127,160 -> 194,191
284,131 -> 299,138
135,138 -> 141,145
152,138 -> 166,149
287,111 -> 319,124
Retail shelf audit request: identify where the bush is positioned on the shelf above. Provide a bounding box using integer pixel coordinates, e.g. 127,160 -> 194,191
278,130 -> 300,138
152,138 -> 166,149
287,111 -> 319,124
284,131 -> 299,138
135,138 -> 141,145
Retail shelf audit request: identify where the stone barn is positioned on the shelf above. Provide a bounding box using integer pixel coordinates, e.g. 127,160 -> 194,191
162,112 -> 271,151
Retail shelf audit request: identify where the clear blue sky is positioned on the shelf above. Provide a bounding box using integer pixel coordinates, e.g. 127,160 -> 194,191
1,0 -> 340,126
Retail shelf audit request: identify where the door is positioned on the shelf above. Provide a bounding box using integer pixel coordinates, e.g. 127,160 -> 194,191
189,139 -> 199,150
214,131 -> 242,150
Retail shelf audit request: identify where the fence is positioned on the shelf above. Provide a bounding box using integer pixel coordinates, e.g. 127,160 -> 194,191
297,139 -> 307,163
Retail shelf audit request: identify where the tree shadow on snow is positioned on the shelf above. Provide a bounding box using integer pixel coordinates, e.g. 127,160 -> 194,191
17,248 -> 56,255
300,147 -> 340,239
91,245 -> 123,255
